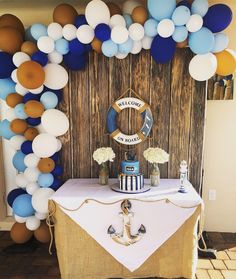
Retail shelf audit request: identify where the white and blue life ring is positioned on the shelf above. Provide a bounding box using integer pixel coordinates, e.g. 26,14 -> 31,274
107,97 -> 153,145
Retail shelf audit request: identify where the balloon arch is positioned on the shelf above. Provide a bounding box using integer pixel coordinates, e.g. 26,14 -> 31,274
0,0 -> 235,243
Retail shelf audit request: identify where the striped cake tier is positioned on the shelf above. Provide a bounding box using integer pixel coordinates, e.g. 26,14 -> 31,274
119,173 -> 144,192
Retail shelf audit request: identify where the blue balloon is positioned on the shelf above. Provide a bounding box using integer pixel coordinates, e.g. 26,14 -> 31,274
55,39 -> 69,55
0,78 -> 16,100
102,40 -> 118,58
85,44 -> 92,53
191,0 -> 208,17
95,24 -> 111,42
0,119 -> 16,140
14,104 -> 28,119
63,52 -> 88,71
26,117 -> 41,126
118,37 -> 133,54
212,33 -> 229,53
38,173 -> 54,187
50,152 -> 59,162
51,165 -> 63,177
12,151 -> 26,172
40,91 -> 58,109
148,0 -> 176,21
0,52 -> 15,79
203,4 -> 233,33
12,194 -> 35,217
177,1 -> 191,9
25,27 -> 35,42
7,188 -> 27,207
189,27 -> 214,54
172,26 -> 188,43
53,90 -> 62,103
151,35 -> 176,64
74,15 -> 87,28
32,51 -> 48,66
69,39 -> 86,55
144,19 -> 158,37
30,23 -> 47,40
123,14 -> 133,28
23,93 -> 40,103
172,6 -> 191,26
50,177 -> 62,191
21,141 -> 33,155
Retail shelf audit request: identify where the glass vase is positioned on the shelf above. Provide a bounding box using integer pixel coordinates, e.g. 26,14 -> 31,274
150,163 -> 160,187
99,163 -> 109,185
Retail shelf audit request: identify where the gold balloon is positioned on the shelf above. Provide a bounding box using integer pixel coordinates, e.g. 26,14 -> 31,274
106,2 -> 122,16
132,6 -> 148,25
0,26 -> 23,54
10,119 -> 28,134
38,158 -> 55,173
34,221 -> 51,243
24,127 -> 39,141
10,222 -> 33,244
6,93 -> 23,108
53,4 -> 78,26
24,100 -> 44,118
0,14 -> 25,36
91,38 -> 102,53
17,61 -> 45,90
215,49 -> 236,76
21,41 -> 38,56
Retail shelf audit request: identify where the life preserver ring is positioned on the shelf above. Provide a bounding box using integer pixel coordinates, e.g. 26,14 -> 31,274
107,97 -> 153,145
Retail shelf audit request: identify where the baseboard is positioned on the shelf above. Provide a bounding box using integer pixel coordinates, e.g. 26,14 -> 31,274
0,216 -> 14,231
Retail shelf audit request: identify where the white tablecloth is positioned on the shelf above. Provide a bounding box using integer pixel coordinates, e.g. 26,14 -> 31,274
50,179 -> 203,272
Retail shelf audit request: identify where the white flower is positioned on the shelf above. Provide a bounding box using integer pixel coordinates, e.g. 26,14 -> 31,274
143,147 -> 169,164
93,147 -> 116,165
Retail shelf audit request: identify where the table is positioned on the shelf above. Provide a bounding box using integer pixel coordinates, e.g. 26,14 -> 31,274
50,179 -> 203,279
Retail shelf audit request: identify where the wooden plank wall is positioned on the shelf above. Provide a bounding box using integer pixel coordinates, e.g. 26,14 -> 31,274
59,48 -> 206,192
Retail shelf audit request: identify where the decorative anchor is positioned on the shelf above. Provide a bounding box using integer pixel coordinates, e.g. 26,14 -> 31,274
107,199 -> 146,246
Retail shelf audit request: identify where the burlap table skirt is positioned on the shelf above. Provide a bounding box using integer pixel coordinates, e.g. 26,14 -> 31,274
51,201 -> 201,279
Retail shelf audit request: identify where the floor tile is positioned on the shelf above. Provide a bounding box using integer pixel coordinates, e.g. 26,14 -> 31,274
211,259 -> 227,270
208,270 -> 224,279
224,260 -> 236,270
196,269 -> 210,279
221,270 -> 236,279
227,251 -> 236,260
217,251 -> 230,260
197,259 -> 214,269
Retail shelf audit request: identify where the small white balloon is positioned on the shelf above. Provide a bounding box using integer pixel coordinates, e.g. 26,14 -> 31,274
157,19 -> 175,38
76,25 -> 94,44
24,167 -> 41,182
44,63 -> 68,90
47,22 -> 63,40
36,123 -> 47,134
130,40 -> 142,54
142,36 -> 153,50
11,69 -> 18,83
123,0 -> 140,14
57,139 -> 62,152
63,24 -> 77,41
29,85 -> 44,94
26,216 -> 41,231
32,133 -> 58,158
35,212 -> 47,220
111,26 -> 129,44
10,135 -> 25,150
24,153 -> 40,168
26,182 -> 40,195
5,108 -> 17,122
14,214 -> 27,223
110,15 -> 126,28
186,14 -> 203,33
32,188 -> 55,214
116,52 -> 128,59
48,51 -> 63,64
129,23 -> 145,41
37,36 -> 55,54
13,52 -> 30,67
15,83 -> 28,96
15,173 -> 29,188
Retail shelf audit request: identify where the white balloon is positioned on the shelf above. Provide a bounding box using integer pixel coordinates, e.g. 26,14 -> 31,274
44,63 -> 68,90
35,212 -> 47,220
29,85 -> 44,94
57,139 -> 62,152
85,0 -> 110,28
10,135 -> 25,150
36,123 -> 47,134
142,36 -> 153,50
24,154 -> 40,168
14,214 -> 27,223
129,23 -> 145,41
5,108 -> 17,121
186,14 -> 203,33
111,26 -> 129,44
26,182 -> 40,195
110,15 -> 126,28
32,188 -> 55,214
13,52 -> 30,67
76,25 -> 94,44
130,40 -> 142,54
48,51 -> 63,64
41,109 -> 69,137
116,52 -> 128,59
26,216 -> 41,231
63,24 -> 77,41
11,69 -> 18,83
47,22 -> 63,40
189,53 -> 217,81
157,19 -> 175,38
24,167 -> 41,182
15,173 -> 29,188
15,83 -> 28,96
37,36 -> 55,54
32,133 -> 58,158
123,0 -> 140,14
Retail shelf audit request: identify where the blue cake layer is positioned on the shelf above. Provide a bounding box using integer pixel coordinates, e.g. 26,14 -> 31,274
121,160 -> 140,175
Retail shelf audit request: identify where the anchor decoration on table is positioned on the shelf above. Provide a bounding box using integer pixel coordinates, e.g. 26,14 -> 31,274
107,199 -> 146,246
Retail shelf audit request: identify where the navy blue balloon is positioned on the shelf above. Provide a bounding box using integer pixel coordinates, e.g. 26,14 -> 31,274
21,141 -> 33,155
53,90 -> 62,103
26,117 -> 41,126
23,93 -> 40,103
7,188 -> 27,207
176,0 -> 191,9
151,35 -> 176,64
50,152 -> 59,162
85,44 -> 92,53
69,39 -> 86,55
74,15 -> 87,28
63,52 -> 88,71
51,165 -> 63,176
95,24 -> 111,42
32,51 -> 48,66
0,52 -> 15,79
203,4 -> 233,33
50,177 -> 62,191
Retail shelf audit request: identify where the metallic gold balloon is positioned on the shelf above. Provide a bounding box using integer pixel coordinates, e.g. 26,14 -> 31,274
0,27 -> 23,54
0,14 -> 25,36
10,119 -> 28,134
10,222 -> 33,244
106,2 -> 122,16
53,4 -> 78,26
91,38 -> 102,53
24,127 -> 39,141
38,158 -> 55,173
34,221 -> 51,243
6,93 -> 23,108
24,100 -> 44,118
21,41 -> 38,56
132,6 -> 148,25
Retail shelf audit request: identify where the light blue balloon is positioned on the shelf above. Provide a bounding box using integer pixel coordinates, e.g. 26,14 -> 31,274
55,39 -> 69,55
12,194 -> 35,217
123,14 -> 133,28
0,119 -> 16,140
14,104 -> 28,120
148,0 -> 176,21
38,173 -> 54,187
102,40 -> 118,58
30,23 -> 47,40
0,78 -> 16,100
172,26 -> 188,43
189,27 -> 215,54
118,37 -> 133,54
12,151 -> 26,172
172,6 -> 191,26
144,19 -> 158,37
191,0 -> 209,17
40,91 -> 58,109
212,33 -> 229,53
